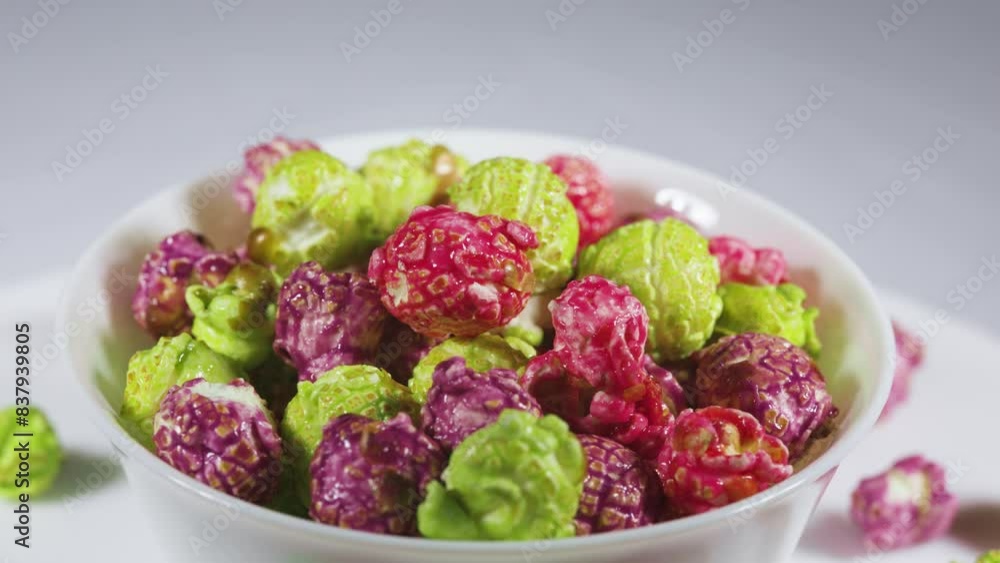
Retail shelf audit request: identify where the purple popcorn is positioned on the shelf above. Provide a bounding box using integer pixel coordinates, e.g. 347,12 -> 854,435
881,322 -> 926,420
309,413 -> 444,535
420,357 -> 541,450
574,434 -> 662,535
692,333 -> 835,460
375,317 -> 438,385
643,355 -> 688,415
850,455 -> 958,551
132,231 -> 239,337
153,378 -> 282,504
232,137 -> 320,213
273,262 -> 389,382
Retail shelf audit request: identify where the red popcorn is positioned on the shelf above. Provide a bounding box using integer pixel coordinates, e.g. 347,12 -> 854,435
575,434 -> 663,535
850,455 -> 958,551
550,276 -> 649,395
232,136 -> 320,213
881,322 -> 926,420
543,155 -> 615,247
709,235 -> 788,286
657,406 -> 793,516
367,205 -> 538,339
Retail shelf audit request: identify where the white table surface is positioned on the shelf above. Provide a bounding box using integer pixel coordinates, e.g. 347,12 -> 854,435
0,273 -> 996,563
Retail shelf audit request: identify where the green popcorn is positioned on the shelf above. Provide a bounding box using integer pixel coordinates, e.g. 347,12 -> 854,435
409,334 -> 532,403
1,407 -> 62,499
120,333 -> 242,447
448,157 -> 579,292
281,365 -> 418,502
362,139 -> 469,239
250,150 -> 375,275
715,282 -> 822,356
977,551 -> 1000,563
578,218 -> 722,361
186,263 -> 280,371
417,410 -> 585,540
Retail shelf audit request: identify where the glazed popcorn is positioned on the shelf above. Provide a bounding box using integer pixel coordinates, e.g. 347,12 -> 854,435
578,219 -> 722,361
409,333 -> 532,403
0,407 -> 62,499
644,355 -> 688,416
692,333 -> 834,459
153,378 -> 282,504
233,137 -> 320,213
273,262 -> 389,382
574,434 -> 662,535
374,317 -> 437,384
882,321 -> 926,419
543,154 -> 616,247
850,455 -> 958,551
310,413 -> 444,535
714,283 -> 821,357
709,235 -> 788,286
975,551 -> 1000,563
417,410 -> 585,540
658,406 -> 793,516
132,230 -> 238,337
368,205 -> 538,339
421,357 -> 541,450
448,157 -> 580,292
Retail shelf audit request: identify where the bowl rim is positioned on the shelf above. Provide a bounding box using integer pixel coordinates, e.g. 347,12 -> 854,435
58,127 -> 895,553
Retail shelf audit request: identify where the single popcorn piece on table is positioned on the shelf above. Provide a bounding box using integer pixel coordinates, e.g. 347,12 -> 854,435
249,150 -> 375,276
132,230 -> 238,337
709,235 -> 788,286
367,205 -> 539,339
658,406 -> 793,516
281,365 -> 418,503
273,262 -> 389,382
543,154 -> 616,248
692,333 -> 834,460
0,407 -> 62,499
310,413 -> 444,535
186,262 -> 281,371
578,218 -> 722,361
421,357 -> 541,450
447,157 -> 580,292
362,139 -> 469,239
153,378 -> 282,504
850,455 -> 958,551
120,333 -> 242,448
417,410 -> 585,540
574,434 -> 663,535
408,333 -> 532,403
714,282 -> 822,357
232,136 -> 320,213
881,321 -> 926,419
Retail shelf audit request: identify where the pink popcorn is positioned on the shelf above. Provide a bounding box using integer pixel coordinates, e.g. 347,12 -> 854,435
644,356 -> 688,415
232,137 -> 320,213
368,205 -> 538,339
543,155 -> 616,247
881,322 -> 926,420
709,235 -> 788,286
850,455 -> 958,551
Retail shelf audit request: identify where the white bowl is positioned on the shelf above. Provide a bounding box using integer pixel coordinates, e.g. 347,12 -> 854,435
59,129 -> 894,563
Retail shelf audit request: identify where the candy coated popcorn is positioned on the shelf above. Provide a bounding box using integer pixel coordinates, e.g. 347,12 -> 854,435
417,410 -> 585,540
578,219 -> 722,361
0,407 -> 62,499
574,434 -> 662,535
850,455 -> 958,551
248,354 -> 299,422
709,235 -> 788,286
714,283 -> 821,357
657,406 -> 793,516
153,378 -> 282,504
644,355 -> 688,415
121,333 -> 242,448
543,154 -> 615,247
132,230 -> 238,337
693,333 -> 834,459
881,321 -> 925,419
448,157 -> 579,292
374,317 -> 437,384
409,333 -> 531,403
233,137 -> 320,213
310,413 -> 444,535
368,205 -> 538,339
273,262 -> 388,382
976,551 -> 1000,563
421,357 -> 541,450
